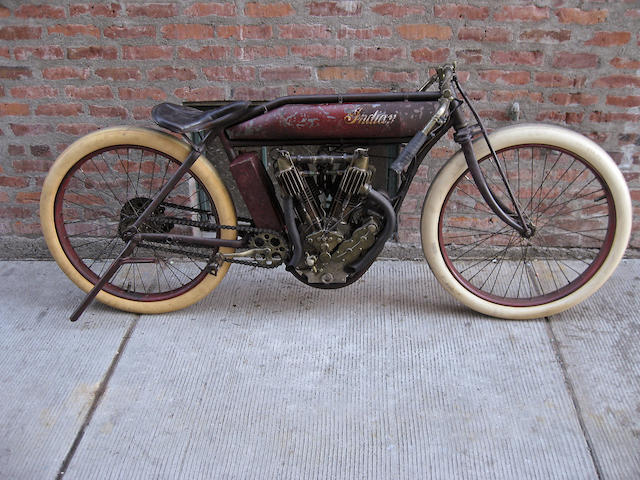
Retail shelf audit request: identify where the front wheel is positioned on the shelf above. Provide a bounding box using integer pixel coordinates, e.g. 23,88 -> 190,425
40,126 -> 237,314
422,124 -> 632,319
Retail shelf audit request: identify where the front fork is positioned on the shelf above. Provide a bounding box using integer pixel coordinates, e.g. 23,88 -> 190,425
450,104 -> 534,238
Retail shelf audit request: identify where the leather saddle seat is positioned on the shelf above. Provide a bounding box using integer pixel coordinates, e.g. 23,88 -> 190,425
151,101 -> 251,134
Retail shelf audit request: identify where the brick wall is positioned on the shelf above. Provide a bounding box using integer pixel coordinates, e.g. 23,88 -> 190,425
0,1 -> 638,255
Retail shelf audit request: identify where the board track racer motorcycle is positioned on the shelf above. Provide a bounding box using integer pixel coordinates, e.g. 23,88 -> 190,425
39,64 -> 632,321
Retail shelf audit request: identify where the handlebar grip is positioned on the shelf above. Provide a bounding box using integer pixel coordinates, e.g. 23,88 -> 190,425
390,130 -> 428,174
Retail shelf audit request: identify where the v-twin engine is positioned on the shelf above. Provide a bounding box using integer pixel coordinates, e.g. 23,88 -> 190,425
274,148 -> 382,284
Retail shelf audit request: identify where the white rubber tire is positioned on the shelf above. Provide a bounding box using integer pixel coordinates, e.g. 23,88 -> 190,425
421,124 -> 632,319
40,126 -> 237,314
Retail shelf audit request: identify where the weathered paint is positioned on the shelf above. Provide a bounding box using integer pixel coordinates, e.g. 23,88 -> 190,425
226,102 -> 437,141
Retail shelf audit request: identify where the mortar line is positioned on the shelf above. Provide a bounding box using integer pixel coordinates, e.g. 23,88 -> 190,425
56,315 -> 140,479
524,264 -> 603,478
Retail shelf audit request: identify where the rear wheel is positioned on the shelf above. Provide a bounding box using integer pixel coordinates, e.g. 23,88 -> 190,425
40,127 -> 236,314
422,124 -> 631,319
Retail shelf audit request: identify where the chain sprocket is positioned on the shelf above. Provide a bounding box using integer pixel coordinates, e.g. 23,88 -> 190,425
135,209 -> 289,270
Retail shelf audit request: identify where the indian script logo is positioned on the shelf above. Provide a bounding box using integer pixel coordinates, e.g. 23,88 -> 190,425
344,108 -> 397,126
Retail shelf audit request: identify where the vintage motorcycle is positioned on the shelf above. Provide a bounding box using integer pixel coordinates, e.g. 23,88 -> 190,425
39,64 -> 632,321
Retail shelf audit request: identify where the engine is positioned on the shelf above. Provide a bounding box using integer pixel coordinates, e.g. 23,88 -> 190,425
274,147 -> 383,284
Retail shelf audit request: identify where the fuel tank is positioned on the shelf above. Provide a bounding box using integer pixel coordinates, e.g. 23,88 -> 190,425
226,101 -> 437,142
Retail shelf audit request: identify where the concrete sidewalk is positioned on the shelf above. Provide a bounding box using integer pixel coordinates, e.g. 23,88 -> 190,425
0,259 -> 638,479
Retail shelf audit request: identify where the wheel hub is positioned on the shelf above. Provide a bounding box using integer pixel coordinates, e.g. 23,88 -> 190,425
118,197 -> 173,239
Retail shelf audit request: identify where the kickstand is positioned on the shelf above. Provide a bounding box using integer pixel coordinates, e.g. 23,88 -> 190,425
69,240 -> 137,322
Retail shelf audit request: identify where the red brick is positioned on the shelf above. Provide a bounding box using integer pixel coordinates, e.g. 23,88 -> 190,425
456,49 -> 483,64
65,86 -> 113,100
318,67 -> 366,81
178,46 -> 229,60
126,3 -> 177,17
411,47 -> 450,63
203,66 -> 256,82
372,70 -> 419,83
234,45 -> 287,60
104,25 -> 156,39
309,2 -> 361,16
133,106 -> 154,120
491,50 -> 543,66
549,93 -> 599,106
0,26 -> 42,40
15,4 -> 65,18
70,3 -> 121,17
353,46 -> 404,62
291,44 -> 346,59
233,86 -> 284,101
35,103 -> 83,116
606,96 -> 640,108
48,24 -> 100,37
590,112 -> 640,123
0,176 -> 29,188
68,46 -> 118,60
0,104 -> 29,116
519,29 -> 571,43
15,192 -> 42,204
585,31 -> 631,47
535,73 -> 586,88
478,70 -> 530,85
42,67 -> 90,80
217,25 -> 272,39
0,6 -> 9,17
458,27 -> 510,42
397,24 -> 451,40
30,145 -> 51,157
610,57 -> 640,69
491,90 -> 544,103
161,24 -> 215,40
10,124 -> 53,136
279,24 -> 332,39
89,105 -> 128,119
14,46 -> 64,60
371,3 -> 425,17
8,145 -> 25,156
10,86 -> 58,99
57,124 -> 100,135
185,3 -> 236,16
245,2 -> 295,17
123,46 -> 173,60
495,6 -> 548,21
173,86 -> 226,102
536,111 -> 584,124
434,4 -> 488,20
593,75 -> 640,89
287,86 -> 336,95
478,110 -> 510,122
556,8 -> 607,25
0,206 -> 35,219
95,68 -> 141,81
338,25 -> 392,40
0,192 -> 9,203
0,47 -> 9,58
147,66 -> 197,81
260,66 -> 312,81
13,222 -> 42,235
118,87 -> 167,101
552,52 -> 598,69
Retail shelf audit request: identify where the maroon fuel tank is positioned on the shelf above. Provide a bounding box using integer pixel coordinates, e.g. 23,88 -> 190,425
226,102 -> 437,142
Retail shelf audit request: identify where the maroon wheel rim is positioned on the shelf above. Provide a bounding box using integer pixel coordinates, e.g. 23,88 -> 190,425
437,144 -> 616,307
54,145 -> 218,302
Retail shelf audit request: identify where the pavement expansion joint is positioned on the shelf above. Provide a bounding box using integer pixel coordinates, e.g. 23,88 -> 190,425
56,315 -> 140,479
544,317 -> 604,480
